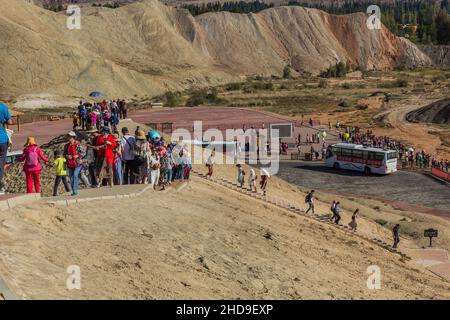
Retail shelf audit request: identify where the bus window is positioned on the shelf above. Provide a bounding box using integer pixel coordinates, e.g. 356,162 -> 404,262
332,147 -> 341,156
352,150 -> 363,158
362,151 -> 369,160
387,151 -> 397,160
5,156 -> 12,164
341,148 -> 352,157
375,152 -> 385,161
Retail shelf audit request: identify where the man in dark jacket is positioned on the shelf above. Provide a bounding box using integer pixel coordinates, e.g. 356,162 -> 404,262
393,224 -> 400,249
305,190 -> 315,214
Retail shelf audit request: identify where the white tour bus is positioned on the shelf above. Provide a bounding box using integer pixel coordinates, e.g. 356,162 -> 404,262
325,143 -> 397,175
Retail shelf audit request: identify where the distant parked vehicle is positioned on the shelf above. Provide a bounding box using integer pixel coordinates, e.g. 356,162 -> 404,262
325,143 -> 397,175
5,150 -> 23,169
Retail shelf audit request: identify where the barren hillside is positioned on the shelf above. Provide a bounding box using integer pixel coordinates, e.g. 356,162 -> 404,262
2,171 -> 450,299
406,98 -> 450,125
0,0 -> 431,99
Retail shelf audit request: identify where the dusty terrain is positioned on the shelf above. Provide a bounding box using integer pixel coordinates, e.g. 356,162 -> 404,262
406,98 -> 450,125
1,167 -> 450,299
0,0 -> 432,101
1,118 -> 450,299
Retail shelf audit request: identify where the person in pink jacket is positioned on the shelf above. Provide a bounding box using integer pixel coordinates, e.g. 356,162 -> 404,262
18,137 -> 48,193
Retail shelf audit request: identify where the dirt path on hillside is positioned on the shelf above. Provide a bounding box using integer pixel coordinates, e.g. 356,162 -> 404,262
373,96 -> 450,158
1,178 -> 450,299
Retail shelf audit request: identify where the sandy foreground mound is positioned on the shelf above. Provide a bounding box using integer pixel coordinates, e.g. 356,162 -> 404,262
406,98 -> 450,125
0,0 -> 431,99
1,174 -> 450,299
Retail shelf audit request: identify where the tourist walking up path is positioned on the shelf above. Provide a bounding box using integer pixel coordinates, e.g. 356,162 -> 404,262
18,137 -> 48,193
393,224 -> 400,249
305,190 -> 315,214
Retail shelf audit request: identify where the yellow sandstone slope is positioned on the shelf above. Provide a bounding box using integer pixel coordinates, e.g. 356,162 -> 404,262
0,0 -> 431,99
0,167 -> 449,299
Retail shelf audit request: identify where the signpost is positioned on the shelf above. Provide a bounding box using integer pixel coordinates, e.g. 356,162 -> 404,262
424,228 -> 438,247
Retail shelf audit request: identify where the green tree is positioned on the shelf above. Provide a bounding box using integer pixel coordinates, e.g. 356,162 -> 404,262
436,9 -> 450,44
164,91 -> 181,107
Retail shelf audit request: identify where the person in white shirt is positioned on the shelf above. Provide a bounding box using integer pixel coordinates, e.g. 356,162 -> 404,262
121,127 -> 136,184
148,149 -> 160,190
206,150 -> 215,178
248,168 -> 257,192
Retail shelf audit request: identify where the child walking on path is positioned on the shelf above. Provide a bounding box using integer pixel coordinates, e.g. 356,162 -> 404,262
53,150 -> 70,196
19,137 -> 48,193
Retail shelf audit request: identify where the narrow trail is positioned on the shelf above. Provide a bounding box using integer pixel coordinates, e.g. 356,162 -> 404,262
374,95 -> 448,157
191,168 -> 450,283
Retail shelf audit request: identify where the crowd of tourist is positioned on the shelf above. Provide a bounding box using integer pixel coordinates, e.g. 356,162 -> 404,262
47,125 -> 194,196
339,126 -> 449,171
72,99 -> 127,133
432,158 -> 449,172
0,98 -> 193,196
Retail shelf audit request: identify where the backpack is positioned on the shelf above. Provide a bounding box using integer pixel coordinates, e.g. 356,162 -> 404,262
25,146 -> 39,167
134,143 -> 147,166
305,193 -> 311,203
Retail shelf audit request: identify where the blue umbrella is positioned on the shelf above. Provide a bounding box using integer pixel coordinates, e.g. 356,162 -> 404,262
89,91 -> 104,97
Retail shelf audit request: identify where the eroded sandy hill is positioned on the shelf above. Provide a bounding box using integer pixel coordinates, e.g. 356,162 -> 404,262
0,0 -> 431,99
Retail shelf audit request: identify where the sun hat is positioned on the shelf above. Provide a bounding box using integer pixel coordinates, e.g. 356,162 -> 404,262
135,129 -> 147,140
260,168 -> 270,177
25,136 -> 36,147
67,131 -> 77,137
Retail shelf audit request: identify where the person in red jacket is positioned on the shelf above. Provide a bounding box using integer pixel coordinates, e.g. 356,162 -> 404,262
64,131 -> 83,196
94,128 -> 116,187
19,137 -> 48,193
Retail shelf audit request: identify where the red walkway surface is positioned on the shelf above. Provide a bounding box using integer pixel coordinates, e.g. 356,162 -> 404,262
130,107 -> 295,131
11,118 -> 72,151
10,107 -> 328,151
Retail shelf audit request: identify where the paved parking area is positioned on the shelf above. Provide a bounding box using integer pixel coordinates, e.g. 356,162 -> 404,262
276,161 -> 450,217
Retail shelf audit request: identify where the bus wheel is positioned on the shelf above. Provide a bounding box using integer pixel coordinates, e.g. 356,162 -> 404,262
333,163 -> 340,170
364,167 -> 371,175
